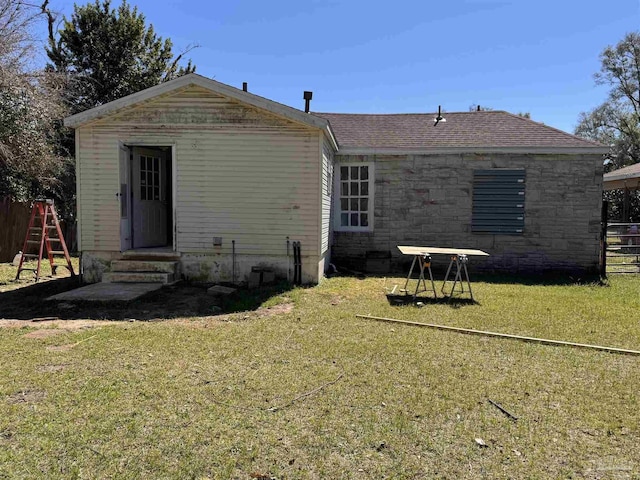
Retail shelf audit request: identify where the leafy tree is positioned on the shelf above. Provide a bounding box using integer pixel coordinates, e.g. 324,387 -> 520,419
575,31 -> 640,221
0,0 -> 67,202
47,0 -> 196,115
40,0 -> 196,221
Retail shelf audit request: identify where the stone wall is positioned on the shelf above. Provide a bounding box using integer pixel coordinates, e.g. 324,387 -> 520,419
332,153 -> 603,274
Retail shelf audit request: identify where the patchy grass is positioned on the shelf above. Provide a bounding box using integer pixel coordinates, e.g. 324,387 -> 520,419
0,258 -> 79,292
1,274 -> 639,478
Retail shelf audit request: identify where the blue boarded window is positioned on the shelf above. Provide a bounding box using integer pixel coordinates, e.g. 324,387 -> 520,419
472,169 -> 525,234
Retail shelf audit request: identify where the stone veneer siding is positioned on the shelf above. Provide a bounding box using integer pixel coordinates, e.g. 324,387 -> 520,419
332,153 -> 603,274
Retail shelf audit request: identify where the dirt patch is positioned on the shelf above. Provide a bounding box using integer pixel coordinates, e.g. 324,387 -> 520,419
23,329 -> 65,339
256,303 -> 294,317
1,276 -> 296,322
167,302 -> 295,327
166,316 -> 224,328
6,390 -> 46,404
0,319 -> 115,331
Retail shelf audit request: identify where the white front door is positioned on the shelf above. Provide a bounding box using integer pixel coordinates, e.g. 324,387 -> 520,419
119,146 -> 132,251
132,147 -> 168,248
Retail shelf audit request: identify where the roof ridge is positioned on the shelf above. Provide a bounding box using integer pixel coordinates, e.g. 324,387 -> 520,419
313,111 -> 505,116
499,110 -> 605,148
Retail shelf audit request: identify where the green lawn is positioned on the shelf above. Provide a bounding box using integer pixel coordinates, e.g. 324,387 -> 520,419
1,269 -> 639,479
0,258 -> 79,293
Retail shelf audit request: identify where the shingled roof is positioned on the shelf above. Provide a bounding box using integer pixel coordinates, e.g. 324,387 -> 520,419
312,111 -> 606,153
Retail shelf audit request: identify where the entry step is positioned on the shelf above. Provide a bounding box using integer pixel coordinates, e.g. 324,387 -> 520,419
111,260 -> 177,274
102,272 -> 174,284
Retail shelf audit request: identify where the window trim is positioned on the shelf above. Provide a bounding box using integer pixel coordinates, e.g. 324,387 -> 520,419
333,162 -> 374,232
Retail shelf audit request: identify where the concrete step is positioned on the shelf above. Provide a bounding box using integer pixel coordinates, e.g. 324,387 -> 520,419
122,250 -> 180,261
111,260 -> 177,274
102,272 -> 174,284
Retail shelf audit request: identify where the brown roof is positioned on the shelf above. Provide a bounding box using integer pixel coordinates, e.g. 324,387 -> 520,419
312,111 -> 605,151
604,162 -> 640,180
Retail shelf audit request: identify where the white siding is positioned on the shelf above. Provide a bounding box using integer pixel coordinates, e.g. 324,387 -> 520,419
320,136 -> 335,256
76,85 -> 323,262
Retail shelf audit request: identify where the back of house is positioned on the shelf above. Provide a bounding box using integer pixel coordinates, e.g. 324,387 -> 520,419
65,74 -> 606,284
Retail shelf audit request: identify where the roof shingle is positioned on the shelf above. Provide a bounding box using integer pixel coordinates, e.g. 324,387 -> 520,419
312,111 -> 604,151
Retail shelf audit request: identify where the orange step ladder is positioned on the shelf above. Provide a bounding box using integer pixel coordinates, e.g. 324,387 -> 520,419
15,199 -> 76,281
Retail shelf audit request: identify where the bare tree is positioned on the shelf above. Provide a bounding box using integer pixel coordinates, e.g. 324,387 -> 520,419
0,0 -> 68,202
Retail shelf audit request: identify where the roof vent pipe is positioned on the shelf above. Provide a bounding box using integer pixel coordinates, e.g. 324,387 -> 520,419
303,91 -> 313,113
477,105 -> 481,112
242,82 -> 248,92
434,105 -> 446,126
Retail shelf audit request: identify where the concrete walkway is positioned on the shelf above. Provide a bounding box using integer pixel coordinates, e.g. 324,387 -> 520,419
47,282 -> 163,302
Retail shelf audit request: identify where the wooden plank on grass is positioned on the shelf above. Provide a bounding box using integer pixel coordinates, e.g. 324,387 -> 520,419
356,315 -> 640,356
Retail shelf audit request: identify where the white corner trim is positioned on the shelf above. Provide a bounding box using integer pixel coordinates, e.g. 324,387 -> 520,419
75,129 -> 82,252
64,73 -> 330,132
321,124 -> 339,151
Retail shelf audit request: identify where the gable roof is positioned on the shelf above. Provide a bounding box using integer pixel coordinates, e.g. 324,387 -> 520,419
603,162 -> 640,191
64,73 -> 337,149
313,111 -> 608,154
604,162 -> 640,182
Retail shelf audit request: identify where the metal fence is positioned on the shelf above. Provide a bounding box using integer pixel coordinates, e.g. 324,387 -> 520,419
606,222 -> 640,274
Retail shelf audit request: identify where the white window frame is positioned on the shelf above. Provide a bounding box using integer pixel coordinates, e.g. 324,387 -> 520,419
333,162 -> 374,232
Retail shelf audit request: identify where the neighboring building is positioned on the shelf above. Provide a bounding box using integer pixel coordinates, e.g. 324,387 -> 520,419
65,74 -> 606,284
603,163 -> 640,222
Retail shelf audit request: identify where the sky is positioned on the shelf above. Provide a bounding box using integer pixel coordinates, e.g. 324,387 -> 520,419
34,0 -> 640,133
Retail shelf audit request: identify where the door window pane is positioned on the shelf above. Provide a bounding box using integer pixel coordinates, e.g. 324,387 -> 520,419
139,155 -> 162,202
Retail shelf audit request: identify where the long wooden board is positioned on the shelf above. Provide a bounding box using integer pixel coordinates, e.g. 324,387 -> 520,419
397,245 -> 490,257
356,315 -> 640,356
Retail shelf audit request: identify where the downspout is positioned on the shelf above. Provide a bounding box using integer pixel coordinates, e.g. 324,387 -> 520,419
232,239 -> 236,285
286,236 -> 291,283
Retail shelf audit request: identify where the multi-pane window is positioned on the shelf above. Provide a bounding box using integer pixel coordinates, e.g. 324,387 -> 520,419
140,155 -> 161,201
336,163 -> 373,231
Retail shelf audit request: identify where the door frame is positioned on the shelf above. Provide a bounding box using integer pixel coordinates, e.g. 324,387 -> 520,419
118,142 -> 177,252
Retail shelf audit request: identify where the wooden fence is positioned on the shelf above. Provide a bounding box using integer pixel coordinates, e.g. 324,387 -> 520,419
0,198 -> 77,263
0,198 -> 31,263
